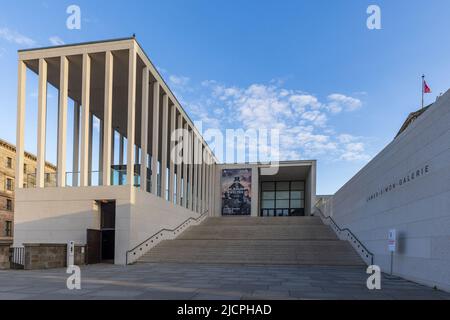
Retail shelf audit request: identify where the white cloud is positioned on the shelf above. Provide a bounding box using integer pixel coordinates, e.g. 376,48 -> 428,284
0,48 -> 6,58
49,36 -> 65,46
301,110 -> 327,127
169,75 -> 190,86
0,27 -> 36,47
326,93 -> 362,113
289,94 -> 321,111
340,142 -> 370,161
173,77 -> 369,163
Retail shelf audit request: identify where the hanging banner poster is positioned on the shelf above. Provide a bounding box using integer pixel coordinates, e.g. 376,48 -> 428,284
221,168 -> 252,216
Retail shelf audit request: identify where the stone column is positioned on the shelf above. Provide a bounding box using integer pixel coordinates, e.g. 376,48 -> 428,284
197,139 -> 202,213
188,130 -> 194,211
80,53 -> 91,187
102,51 -> 114,186
176,114 -> 183,206
72,102 -> 80,186
210,161 -> 215,216
201,147 -> 206,213
119,134 -> 124,185
160,94 -> 169,199
168,105 -> 176,203
98,120 -> 104,185
193,135 -> 199,212
126,46 -> 137,186
88,113 -> 93,186
182,123 -> 189,208
36,58 -> 48,188
140,67 -> 149,192
151,82 -> 160,195
205,153 -> 210,214
57,56 -> 69,187
15,60 -> 27,189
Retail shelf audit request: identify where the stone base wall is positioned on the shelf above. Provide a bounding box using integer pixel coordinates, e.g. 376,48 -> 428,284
0,241 -> 12,269
24,244 -> 86,270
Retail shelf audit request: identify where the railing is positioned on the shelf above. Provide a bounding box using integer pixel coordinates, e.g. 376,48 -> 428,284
24,167 -> 149,189
10,246 -> 25,269
314,206 -> 374,266
126,210 -> 209,265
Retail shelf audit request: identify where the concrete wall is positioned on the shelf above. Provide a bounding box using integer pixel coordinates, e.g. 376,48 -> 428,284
13,185 -> 130,246
14,185 -> 201,266
118,188 -> 201,264
326,91 -> 450,292
305,161 -> 317,216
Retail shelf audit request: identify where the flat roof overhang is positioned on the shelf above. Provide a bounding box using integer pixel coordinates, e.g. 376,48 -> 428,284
18,37 -> 217,162
258,161 -> 315,182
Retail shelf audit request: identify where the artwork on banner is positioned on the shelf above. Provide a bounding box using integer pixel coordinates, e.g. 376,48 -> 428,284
221,169 -> 252,215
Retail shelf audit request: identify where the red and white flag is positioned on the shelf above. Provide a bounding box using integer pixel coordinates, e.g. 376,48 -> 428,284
423,80 -> 431,93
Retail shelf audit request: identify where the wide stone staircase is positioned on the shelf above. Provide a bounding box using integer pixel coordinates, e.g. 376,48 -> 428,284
137,216 -> 365,266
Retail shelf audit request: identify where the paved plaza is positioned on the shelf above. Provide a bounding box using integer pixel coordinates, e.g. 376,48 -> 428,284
0,263 -> 449,300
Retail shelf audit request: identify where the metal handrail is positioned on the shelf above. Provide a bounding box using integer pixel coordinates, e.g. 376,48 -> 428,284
125,210 -> 208,264
314,206 -> 374,265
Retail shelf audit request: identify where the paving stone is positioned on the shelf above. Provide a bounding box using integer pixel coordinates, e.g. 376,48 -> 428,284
85,289 -> 144,298
192,293 -> 243,300
0,293 -> 34,300
0,263 -> 448,300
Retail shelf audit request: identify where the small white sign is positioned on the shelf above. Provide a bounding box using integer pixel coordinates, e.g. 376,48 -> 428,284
67,241 -> 75,266
388,229 -> 396,252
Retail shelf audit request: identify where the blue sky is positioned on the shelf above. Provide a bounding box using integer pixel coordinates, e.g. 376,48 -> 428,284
1,0 -> 450,194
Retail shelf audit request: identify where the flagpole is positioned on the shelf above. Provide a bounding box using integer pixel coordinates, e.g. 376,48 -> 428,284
422,74 -> 425,109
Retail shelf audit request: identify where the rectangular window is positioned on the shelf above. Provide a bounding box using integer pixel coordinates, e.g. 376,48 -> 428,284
290,191 -> 304,199
6,157 -> 12,169
262,191 -> 275,200
23,164 -> 27,173
291,181 -> 305,190
261,182 -> 275,191
262,200 -> 275,209
6,199 -> 13,211
260,180 -> 305,217
5,221 -> 12,237
275,191 -> 289,200
6,178 -> 13,191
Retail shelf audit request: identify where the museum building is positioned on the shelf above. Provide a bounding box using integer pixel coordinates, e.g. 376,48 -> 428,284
9,37 -> 450,294
12,38 -> 317,267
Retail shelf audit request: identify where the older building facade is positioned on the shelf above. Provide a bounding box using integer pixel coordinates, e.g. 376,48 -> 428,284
0,139 -> 56,240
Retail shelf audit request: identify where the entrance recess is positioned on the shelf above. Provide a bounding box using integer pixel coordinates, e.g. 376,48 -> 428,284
86,200 -> 116,264
260,181 -> 305,216
100,201 -> 116,262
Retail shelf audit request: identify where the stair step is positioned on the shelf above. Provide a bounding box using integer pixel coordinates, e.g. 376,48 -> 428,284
202,216 -> 323,226
136,217 -> 365,266
179,225 -> 337,240
139,240 -> 365,266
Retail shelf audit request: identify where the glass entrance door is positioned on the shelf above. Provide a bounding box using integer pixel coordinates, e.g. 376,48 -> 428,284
260,181 -> 305,216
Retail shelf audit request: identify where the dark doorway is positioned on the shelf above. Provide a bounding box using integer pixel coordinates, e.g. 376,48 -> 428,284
87,200 -> 116,264
101,230 -> 115,261
87,229 -> 101,264
100,201 -> 116,262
